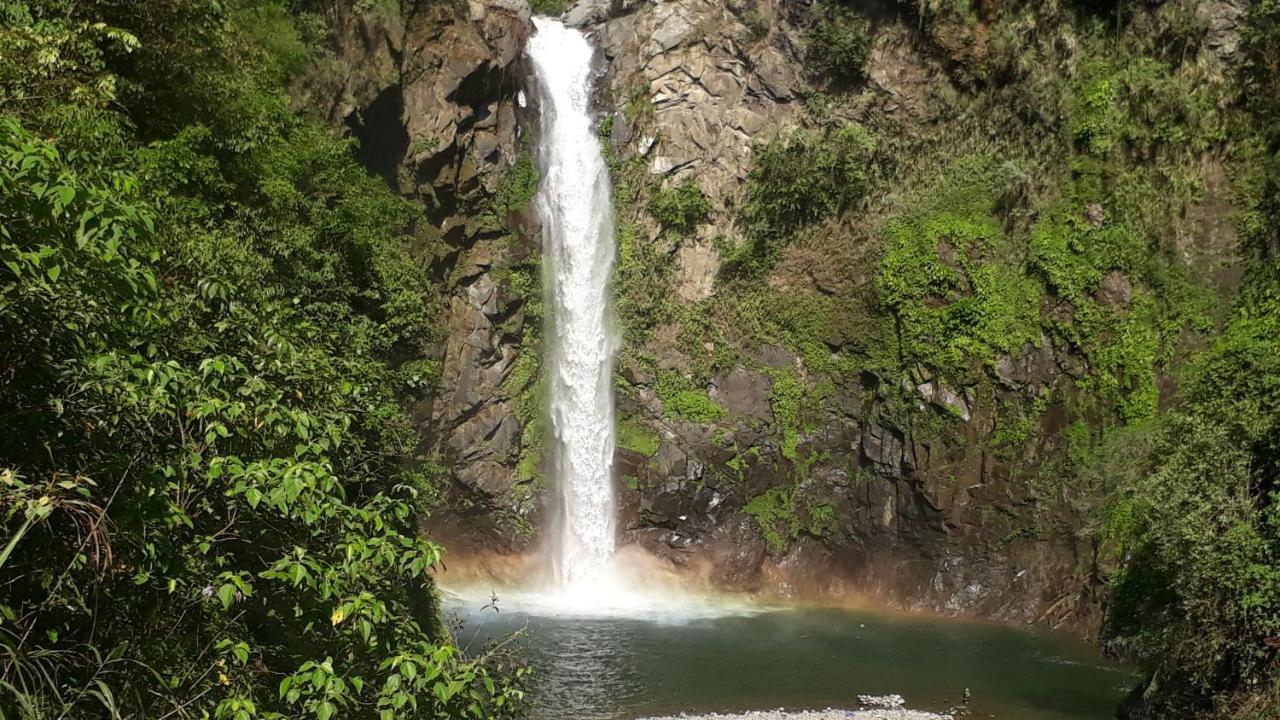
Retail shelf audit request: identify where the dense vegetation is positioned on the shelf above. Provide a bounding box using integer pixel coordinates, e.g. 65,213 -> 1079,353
610,0 -> 1280,717
0,1 -> 524,718
3,0 -> 1277,718
1104,2 -> 1280,715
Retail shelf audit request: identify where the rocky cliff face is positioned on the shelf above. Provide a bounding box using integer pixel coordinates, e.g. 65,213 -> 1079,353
571,0 -> 1103,627
310,0 -> 1248,637
565,0 -> 1242,633
299,0 -> 543,548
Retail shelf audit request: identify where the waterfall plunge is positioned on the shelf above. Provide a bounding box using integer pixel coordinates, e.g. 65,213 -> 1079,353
527,19 -> 620,600
444,20 -> 765,619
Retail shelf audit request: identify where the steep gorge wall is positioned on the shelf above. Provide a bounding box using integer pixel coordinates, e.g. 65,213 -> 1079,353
580,0 -> 1095,626
572,0 -> 1246,633
298,0 -> 546,549
309,0 -> 1250,637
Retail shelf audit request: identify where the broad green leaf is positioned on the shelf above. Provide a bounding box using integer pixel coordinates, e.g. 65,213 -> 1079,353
218,583 -> 236,611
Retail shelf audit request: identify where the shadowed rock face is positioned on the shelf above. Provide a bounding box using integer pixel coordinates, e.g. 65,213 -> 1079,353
299,0 -> 541,549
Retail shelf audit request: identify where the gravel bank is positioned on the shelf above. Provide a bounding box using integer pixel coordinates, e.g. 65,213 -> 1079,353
636,709 -> 952,720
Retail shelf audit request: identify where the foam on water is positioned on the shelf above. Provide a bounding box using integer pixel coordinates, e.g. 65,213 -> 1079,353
443,583 -> 772,624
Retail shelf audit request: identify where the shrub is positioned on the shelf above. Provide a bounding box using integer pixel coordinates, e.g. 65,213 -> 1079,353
745,487 -> 800,554
0,4 -> 527,718
1069,57 -> 1227,158
654,369 -> 726,423
529,0 -> 572,15
1240,0 -> 1280,135
648,179 -> 711,237
765,367 -> 832,464
617,418 -> 661,457
1103,231 -> 1280,715
805,2 -> 872,86
873,156 -> 1042,372
493,149 -> 540,218
743,125 -> 875,237
732,125 -> 875,274
731,289 -> 858,376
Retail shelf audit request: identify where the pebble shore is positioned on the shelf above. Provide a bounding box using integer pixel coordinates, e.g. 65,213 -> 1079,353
637,709 -> 952,720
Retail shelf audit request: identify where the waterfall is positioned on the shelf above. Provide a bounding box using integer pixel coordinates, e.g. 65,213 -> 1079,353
527,18 -> 619,596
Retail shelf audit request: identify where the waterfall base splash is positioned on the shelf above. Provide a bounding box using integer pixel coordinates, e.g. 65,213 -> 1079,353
437,545 -> 768,620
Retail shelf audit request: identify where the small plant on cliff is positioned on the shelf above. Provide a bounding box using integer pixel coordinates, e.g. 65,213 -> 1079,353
745,487 -> 801,555
655,370 -> 727,423
732,125 -> 876,274
805,2 -> 872,87
617,417 -> 661,457
765,367 -> 832,466
494,149 -> 540,217
529,0 -> 572,16
648,179 -> 712,237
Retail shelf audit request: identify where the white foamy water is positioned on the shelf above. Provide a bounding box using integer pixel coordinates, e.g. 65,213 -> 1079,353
444,584 -> 772,624
527,18 -> 620,601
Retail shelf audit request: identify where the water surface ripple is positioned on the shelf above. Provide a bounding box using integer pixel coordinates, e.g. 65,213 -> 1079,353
453,600 -> 1134,720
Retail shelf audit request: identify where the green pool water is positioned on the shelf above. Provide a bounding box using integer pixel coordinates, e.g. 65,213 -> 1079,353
450,598 -> 1136,720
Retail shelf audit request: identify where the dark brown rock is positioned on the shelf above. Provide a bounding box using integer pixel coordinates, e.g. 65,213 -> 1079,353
1095,270 -> 1132,309
709,367 -> 773,422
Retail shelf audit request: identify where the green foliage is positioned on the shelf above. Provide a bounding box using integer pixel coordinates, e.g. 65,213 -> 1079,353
735,126 -> 876,273
1100,5 -> 1280,711
1240,1 -> 1280,138
990,394 -> 1048,462
529,0 -> 571,16
741,6 -> 770,39
806,501 -> 839,538
506,347 -> 545,484
648,179 -> 711,237
805,2 -> 872,86
1129,83 -> 1278,712
769,370 -> 807,462
742,124 -> 870,235
1069,57 -> 1226,158
491,149 -> 540,221
744,487 -> 799,555
353,0 -> 400,18
611,151 -> 677,347
874,156 -> 1043,372
730,290 -> 861,376
0,3 -> 524,719
764,368 -> 832,467
1029,158 -> 1213,424
1109,398 -> 1280,712
744,486 -> 836,554
1238,1 -> 1280,263
654,370 -> 726,424
912,0 -> 976,23
617,418 -> 660,457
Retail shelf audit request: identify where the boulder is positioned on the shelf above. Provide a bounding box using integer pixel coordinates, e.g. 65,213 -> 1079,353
993,338 -> 1056,390
672,237 -> 721,301
1095,270 -> 1133,308
914,381 -> 971,422
861,421 -> 905,479
595,0 -> 806,222
1196,0 -> 1248,59
709,367 -> 773,423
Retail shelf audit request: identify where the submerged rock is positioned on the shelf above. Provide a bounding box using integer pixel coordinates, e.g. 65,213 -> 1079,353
858,694 -> 907,709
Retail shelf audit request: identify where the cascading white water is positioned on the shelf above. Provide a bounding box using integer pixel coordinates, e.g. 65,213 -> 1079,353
527,18 -> 619,596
